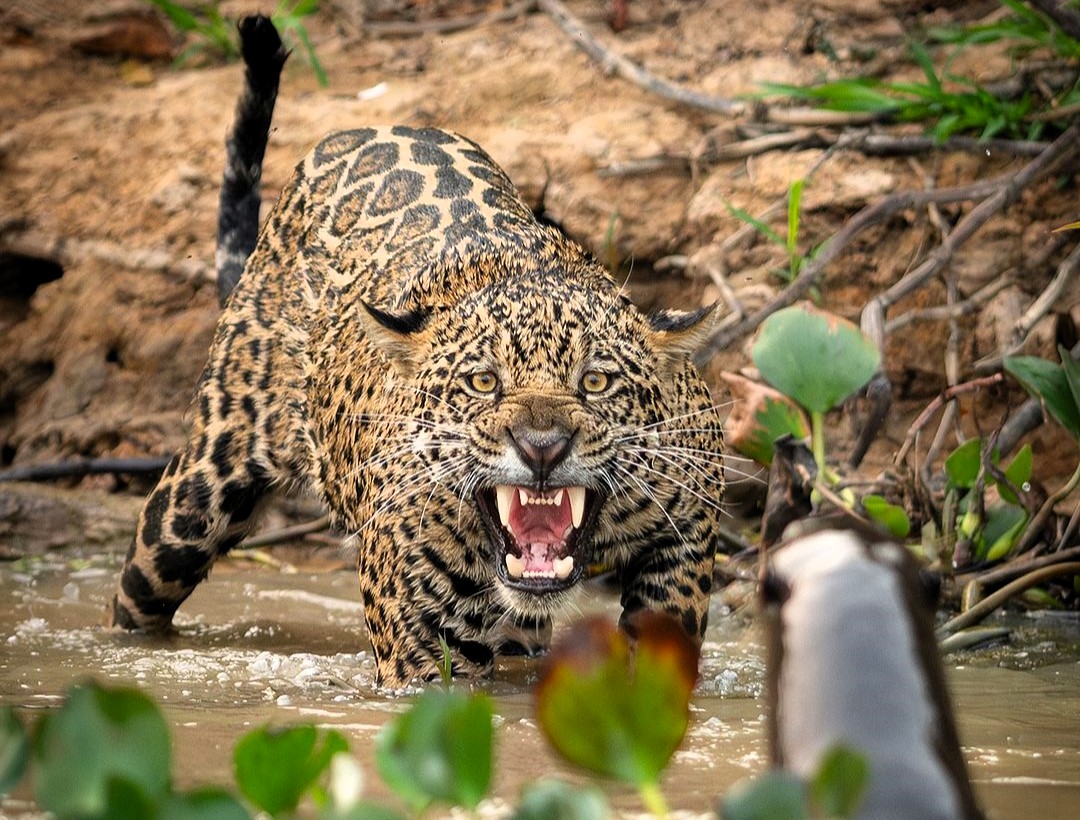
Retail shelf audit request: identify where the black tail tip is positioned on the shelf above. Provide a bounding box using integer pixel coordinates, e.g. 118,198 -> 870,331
238,14 -> 288,72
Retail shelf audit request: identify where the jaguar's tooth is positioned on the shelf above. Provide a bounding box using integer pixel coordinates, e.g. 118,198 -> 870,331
568,486 -> 586,529
553,488 -> 565,507
495,485 -> 514,528
553,556 -> 574,579
505,553 -> 525,578
518,488 -> 530,506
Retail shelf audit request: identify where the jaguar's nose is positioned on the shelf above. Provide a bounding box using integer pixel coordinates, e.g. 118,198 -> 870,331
509,427 -> 572,484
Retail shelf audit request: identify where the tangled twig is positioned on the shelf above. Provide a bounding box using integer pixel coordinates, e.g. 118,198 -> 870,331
695,122 -> 1080,364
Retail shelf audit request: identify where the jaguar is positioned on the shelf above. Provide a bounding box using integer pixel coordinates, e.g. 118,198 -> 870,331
110,15 -> 726,687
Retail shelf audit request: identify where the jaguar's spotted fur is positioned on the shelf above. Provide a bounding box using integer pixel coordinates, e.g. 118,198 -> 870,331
111,16 -> 726,687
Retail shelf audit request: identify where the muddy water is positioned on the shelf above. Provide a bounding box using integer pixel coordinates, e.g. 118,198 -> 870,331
2,552 -> 1078,818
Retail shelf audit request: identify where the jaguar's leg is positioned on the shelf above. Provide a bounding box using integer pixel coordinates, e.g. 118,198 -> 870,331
110,432 -> 271,632
617,508 -> 717,646
496,614 -> 552,657
358,507 -> 498,687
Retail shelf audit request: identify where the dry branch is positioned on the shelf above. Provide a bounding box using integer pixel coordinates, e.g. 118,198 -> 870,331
537,0 -> 745,116
937,561 -> 1080,636
956,543 -> 1080,588
363,0 -> 536,36
973,241 -> 1080,372
235,515 -> 332,550
0,456 -> 172,483
695,122 -> 1080,364
894,374 -> 1005,468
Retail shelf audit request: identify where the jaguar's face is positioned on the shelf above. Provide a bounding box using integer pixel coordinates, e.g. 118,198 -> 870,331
359,272 -> 717,613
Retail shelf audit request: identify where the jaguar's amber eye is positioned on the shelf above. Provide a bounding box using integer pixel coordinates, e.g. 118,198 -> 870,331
468,371 -> 499,394
581,371 -> 611,394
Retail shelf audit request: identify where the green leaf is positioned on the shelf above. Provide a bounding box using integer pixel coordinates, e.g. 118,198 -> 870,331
100,777 -> 158,820
862,494 -> 911,538
724,202 -> 785,248
323,802 -> 408,820
159,788 -> 251,820
721,372 -> 809,465
787,179 -> 805,260
34,682 -> 172,818
510,779 -> 609,820
720,770 -> 809,820
995,444 -> 1033,505
146,0 -> 201,33
1059,344 -> 1080,421
944,438 -> 983,489
979,502 -> 1028,562
808,745 -> 869,818
1020,587 -> 1064,608
0,706 -> 29,795
752,303 -> 880,413
534,614 -> 697,790
1005,355 -> 1080,439
234,725 -> 348,816
374,688 -> 493,811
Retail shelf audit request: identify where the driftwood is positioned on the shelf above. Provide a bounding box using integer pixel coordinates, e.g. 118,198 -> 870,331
0,456 -> 172,483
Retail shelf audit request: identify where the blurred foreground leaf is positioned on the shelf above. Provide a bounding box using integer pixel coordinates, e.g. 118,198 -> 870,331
720,770 -> 808,820
374,688 -> 493,811
535,614 -> 697,813
0,706 -> 28,795
158,788 -> 251,820
234,724 -> 348,816
809,745 -> 869,818
510,779 -> 609,820
34,682 -> 171,819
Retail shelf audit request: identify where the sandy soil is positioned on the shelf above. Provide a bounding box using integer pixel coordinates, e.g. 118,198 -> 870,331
0,0 -> 1077,546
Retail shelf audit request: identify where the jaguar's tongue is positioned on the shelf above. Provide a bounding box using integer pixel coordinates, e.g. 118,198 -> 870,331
495,486 -> 585,580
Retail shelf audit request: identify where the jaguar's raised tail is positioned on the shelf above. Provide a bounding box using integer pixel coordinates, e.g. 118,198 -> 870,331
215,15 -> 288,306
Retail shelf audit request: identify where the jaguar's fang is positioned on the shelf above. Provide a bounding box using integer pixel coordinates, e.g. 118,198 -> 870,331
480,484 -> 598,590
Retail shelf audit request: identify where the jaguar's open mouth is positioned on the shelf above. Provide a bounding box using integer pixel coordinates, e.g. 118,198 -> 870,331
475,485 -> 602,592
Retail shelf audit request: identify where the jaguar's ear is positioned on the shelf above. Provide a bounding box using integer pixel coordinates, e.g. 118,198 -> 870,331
358,302 -> 430,378
648,303 -> 718,367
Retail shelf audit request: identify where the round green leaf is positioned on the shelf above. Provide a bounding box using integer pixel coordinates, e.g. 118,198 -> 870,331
752,303 -> 880,413
327,802 -> 409,820
510,779 -> 609,820
0,706 -> 29,795
234,725 -> 348,816
720,770 -> 809,820
809,744 -> 869,818
100,777 -> 157,820
159,788 -> 251,820
34,682 -> 172,818
374,688 -> 493,811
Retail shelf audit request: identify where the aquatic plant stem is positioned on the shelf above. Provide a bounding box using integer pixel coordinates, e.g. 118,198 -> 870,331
639,780 -> 669,818
1012,460 -> 1080,555
811,410 -> 827,485
937,561 -> 1080,637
